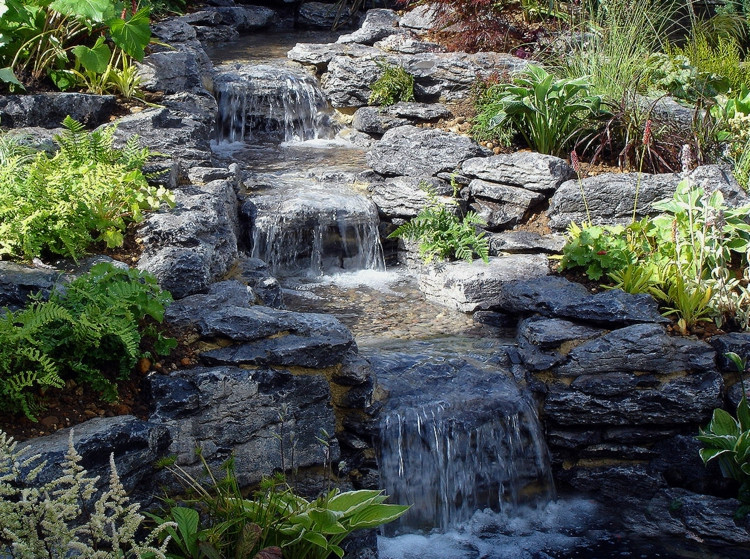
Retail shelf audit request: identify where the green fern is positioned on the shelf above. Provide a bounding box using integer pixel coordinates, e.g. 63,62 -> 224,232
389,185 -> 490,264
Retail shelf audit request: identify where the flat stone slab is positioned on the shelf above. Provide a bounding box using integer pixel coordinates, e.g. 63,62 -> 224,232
417,254 -> 550,312
462,152 -> 575,193
0,94 -> 116,128
487,231 -> 566,255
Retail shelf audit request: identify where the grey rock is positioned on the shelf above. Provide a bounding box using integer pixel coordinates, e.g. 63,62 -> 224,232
187,165 -> 239,186
548,166 -> 749,231
298,1 -> 350,29
336,9 -> 402,45
462,152 -> 575,192
352,107 -> 410,135
493,276 -> 667,325
517,316 -> 603,372
137,180 -> 240,299
0,94 -> 116,129
0,262 -> 64,310
487,231 -> 566,255
178,9 -> 224,26
468,179 -> 545,229
152,18 -> 198,43
215,6 -> 276,30
547,429 -> 601,450
651,435 -> 727,495
545,369 -> 722,425
416,254 -> 550,312
399,3 -> 439,29
561,465 -> 666,501
554,323 -> 716,377
19,416 -> 170,499
388,102 -> 452,121
374,32 -> 447,54
367,125 -> 487,177
138,51 -> 204,94
149,366 -> 338,487
287,42 -> 378,70
192,24 -> 239,44
333,352 -> 373,386
728,378 -> 750,410
711,333 -> 750,372
6,126 -> 60,154
233,256 -> 285,308
370,176 -> 452,218
165,281 -> 254,325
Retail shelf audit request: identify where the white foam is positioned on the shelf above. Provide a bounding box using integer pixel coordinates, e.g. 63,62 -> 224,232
279,137 -> 357,149
320,269 -> 406,292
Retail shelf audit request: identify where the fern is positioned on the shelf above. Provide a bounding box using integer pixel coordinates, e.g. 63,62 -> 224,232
389,185 -> 490,264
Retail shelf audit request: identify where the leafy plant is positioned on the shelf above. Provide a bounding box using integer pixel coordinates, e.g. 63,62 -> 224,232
151,455 -> 409,559
368,60 -> 415,107
558,222 -> 632,280
0,428 -> 174,557
476,64 -> 604,156
426,0 -> 521,52
698,352 -> 750,518
0,262 -> 175,420
0,116 -> 173,261
388,185 -> 489,265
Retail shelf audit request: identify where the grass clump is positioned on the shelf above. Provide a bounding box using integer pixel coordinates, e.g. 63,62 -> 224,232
369,60 -> 415,107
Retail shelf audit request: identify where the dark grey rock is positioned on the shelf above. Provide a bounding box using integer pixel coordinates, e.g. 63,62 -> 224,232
137,180 -> 240,299
187,165 -> 239,186
164,281 -> 253,326
468,179 -> 545,229
493,276 -> 667,325
651,435 -> 728,495
517,317 -> 603,372
547,429 -> 601,450
352,107 -> 410,135
215,6 -> 276,30
416,254 -> 550,312
149,366 -> 338,487
0,94 -> 116,129
561,465 -> 666,501
194,24 -> 240,44
233,256 -> 285,308
370,176 -> 452,218
19,416 -> 170,499
287,42 -> 378,70
178,9 -> 223,26
151,18 -> 198,43
367,126 -> 487,177
333,352 -> 373,386
487,231 -> 566,255
554,323 -> 716,376
337,9 -> 402,45
138,51 -> 204,94
462,152 -> 575,193
387,102 -> 452,121
6,126 -> 60,153
545,370 -> 723,425
711,332 -> 750,371
298,1 -> 350,29
0,262 -> 64,310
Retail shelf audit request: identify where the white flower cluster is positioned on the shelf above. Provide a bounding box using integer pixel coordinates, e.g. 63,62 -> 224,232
0,429 -> 173,558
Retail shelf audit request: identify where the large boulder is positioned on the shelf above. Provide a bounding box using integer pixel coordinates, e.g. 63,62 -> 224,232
461,152 -> 575,193
367,125 -> 487,177
0,94 -> 116,128
137,180 -> 240,299
336,9 -> 402,45
0,262 -> 64,310
467,179 -> 546,229
370,176 -> 453,219
399,3 -> 439,30
287,42 -> 378,70
297,1 -> 350,29
137,51 -> 205,94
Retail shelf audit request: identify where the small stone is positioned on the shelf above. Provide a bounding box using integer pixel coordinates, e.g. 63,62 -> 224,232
138,357 -> 151,374
40,416 -> 59,428
181,357 -> 192,366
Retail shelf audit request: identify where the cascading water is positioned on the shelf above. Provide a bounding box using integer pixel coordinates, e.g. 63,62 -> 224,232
214,62 -> 337,143
364,339 -> 556,536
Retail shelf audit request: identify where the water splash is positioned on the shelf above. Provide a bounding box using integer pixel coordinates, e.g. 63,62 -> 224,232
214,63 -> 337,143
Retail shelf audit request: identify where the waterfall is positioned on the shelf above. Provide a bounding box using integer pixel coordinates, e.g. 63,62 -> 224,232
367,341 -> 556,535
214,63 -> 338,143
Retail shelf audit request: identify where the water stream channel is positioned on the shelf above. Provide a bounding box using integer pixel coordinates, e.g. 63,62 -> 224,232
205,32 -> 720,559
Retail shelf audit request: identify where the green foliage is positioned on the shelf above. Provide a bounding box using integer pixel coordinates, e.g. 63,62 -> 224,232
388,185 -> 489,265
475,64 -> 603,156
559,222 -> 632,280
151,457 -> 409,559
698,352 -> 750,518
368,60 -> 415,107
0,0 -> 152,93
0,428 -> 173,557
645,52 -> 730,102
0,262 -> 174,420
0,116 -> 173,261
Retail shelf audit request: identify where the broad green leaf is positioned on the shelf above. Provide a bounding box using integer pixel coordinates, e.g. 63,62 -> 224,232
302,531 -> 329,549
349,503 -> 410,529
327,490 -> 383,513
699,447 -> 732,464
0,66 -> 23,88
72,37 -> 110,74
108,7 -> 151,61
738,397 -> 750,432
309,508 -> 339,529
50,0 -> 113,22
710,408 -> 741,437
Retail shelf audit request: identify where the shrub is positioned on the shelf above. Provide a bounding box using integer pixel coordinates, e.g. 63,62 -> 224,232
0,262 -> 175,420
368,60 -> 415,107
0,116 -> 174,261
0,428 -> 173,557
388,185 -> 489,264
475,64 -> 603,156
426,0 -> 522,52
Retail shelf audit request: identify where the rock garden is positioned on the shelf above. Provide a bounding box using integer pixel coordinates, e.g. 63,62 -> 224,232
1,0 -> 750,557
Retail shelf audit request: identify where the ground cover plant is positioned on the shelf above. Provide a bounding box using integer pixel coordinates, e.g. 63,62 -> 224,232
0,116 -> 173,261
0,261 -> 175,421
368,60 -> 415,107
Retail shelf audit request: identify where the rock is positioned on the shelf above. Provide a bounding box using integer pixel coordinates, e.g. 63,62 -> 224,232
233,256 -> 285,309
461,152 -> 575,192
374,32 -> 447,54
352,107 -> 410,135
548,166 -> 749,231
387,101 -> 452,121
689,165 -> 749,208
468,179 -> 545,229
545,369 -> 722,425
517,316 -> 603,371
493,276 -> 667,325
416,254 -> 550,312
149,366 -> 339,487
0,261 -> 64,310
215,6 -> 276,30
164,281 -> 253,325
0,94 -> 116,129
710,333 -> 750,372
336,9 -> 402,45
298,1 -> 350,29
651,435 -> 728,495
332,352 -> 373,386
187,165 -> 239,186
487,231 -> 566,255
561,465 -> 666,501
178,9 -> 223,26
137,180 -> 240,299
19,416 -> 170,501
6,126 -> 60,153
399,3 -> 439,29
367,126 -> 487,177
370,176 -> 452,218
151,18 -> 198,43
554,323 -> 717,377
287,42 -> 378,70
137,51 -> 204,94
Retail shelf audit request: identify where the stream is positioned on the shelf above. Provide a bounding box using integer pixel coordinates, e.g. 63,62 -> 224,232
205,31 -> 730,559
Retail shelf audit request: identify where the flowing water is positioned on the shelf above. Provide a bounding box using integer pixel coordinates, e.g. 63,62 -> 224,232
207,31 -> 738,559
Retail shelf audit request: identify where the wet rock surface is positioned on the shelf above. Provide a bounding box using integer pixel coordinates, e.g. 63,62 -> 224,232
0,94 -> 116,128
